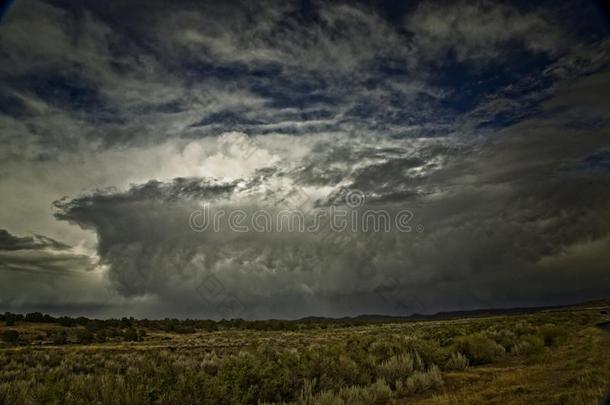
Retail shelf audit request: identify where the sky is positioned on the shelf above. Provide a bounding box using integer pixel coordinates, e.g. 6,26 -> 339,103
0,0 -> 609,319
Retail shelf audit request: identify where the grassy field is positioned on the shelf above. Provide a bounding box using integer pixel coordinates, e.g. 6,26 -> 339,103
1,303 -> 609,404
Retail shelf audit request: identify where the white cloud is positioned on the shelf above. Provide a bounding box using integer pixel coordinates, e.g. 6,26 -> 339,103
407,0 -> 563,63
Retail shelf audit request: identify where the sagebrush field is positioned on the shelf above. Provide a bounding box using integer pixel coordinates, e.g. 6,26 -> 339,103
1,302 -> 609,404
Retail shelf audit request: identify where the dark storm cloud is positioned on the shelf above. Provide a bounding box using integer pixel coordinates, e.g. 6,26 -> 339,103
1,0 -> 595,157
0,229 -> 69,251
0,229 -> 95,276
0,229 -> 106,316
1,0 -> 610,317
52,82 -> 610,318
0,249 -> 92,276
0,246 -> 112,317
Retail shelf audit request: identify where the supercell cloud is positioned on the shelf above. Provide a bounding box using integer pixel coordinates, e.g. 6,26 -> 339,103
0,0 -> 609,318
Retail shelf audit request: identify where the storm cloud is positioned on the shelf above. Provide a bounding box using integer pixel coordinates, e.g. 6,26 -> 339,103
1,0 -> 609,318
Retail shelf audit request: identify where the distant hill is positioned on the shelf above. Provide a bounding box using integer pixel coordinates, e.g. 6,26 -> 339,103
297,300 -> 610,323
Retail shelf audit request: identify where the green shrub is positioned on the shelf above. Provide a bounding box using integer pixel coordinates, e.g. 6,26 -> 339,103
368,339 -> 402,362
4,312 -> 15,327
454,333 -> 505,364
57,316 -> 75,327
487,328 -> 518,350
214,351 -> 266,403
1,330 -> 19,343
338,379 -> 392,405
95,329 -> 108,343
376,354 -> 415,384
402,337 -> 446,368
300,389 -> 340,405
299,344 -> 368,390
201,351 -> 222,375
333,354 -> 367,387
51,331 -> 67,345
512,335 -> 544,356
444,352 -> 469,371
538,324 -> 566,347
514,321 -> 536,336
76,329 -> 94,344
395,366 -> 444,397
301,379 -> 392,405
123,328 -> 139,342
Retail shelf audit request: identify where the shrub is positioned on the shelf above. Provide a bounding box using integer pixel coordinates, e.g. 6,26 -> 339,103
57,316 -> 75,327
1,330 -> 19,344
514,321 -> 535,336
51,331 -> 67,345
95,329 -> 108,343
444,352 -> 469,371
298,344 -> 368,390
368,339 -> 402,362
486,328 -> 518,351
123,328 -> 139,342
454,333 -> 505,364
512,335 -> 544,356
338,379 -> 392,405
403,337 -> 446,368
301,390 -> 340,405
302,380 -> 392,405
176,325 -> 196,334
538,324 -> 566,347
376,354 -> 415,384
105,328 -> 120,338
76,329 -> 94,344
395,366 -> 444,397
201,351 -> 222,375
334,354 -> 367,387
25,312 -> 45,323
4,312 -> 15,327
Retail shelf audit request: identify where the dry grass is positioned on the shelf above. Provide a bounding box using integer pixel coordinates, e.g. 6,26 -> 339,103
410,326 -> 610,404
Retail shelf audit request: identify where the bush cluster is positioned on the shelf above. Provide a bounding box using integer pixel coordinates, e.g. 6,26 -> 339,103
0,312 -> 576,403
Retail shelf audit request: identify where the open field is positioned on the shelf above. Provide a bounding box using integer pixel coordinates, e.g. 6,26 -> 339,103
1,303 -> 610,404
